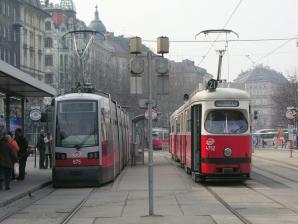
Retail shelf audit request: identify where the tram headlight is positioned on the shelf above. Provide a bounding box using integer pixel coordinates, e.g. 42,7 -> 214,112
224,148 -> 232,157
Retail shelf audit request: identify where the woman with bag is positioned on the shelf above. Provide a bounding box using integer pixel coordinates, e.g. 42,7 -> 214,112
0,135 -> 18,190
6,132 -> 19,180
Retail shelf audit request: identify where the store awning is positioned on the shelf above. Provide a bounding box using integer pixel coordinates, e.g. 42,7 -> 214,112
0,60 -> 57,97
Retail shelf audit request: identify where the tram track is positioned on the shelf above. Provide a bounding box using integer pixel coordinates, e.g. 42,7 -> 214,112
0,186 -> 56,223
59,188 -> 97,224
203,184 -> 253,224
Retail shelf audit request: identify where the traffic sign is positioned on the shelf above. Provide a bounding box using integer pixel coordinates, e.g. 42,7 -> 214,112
29,109 -> 41,121
286,109 -> 296,120
145,109 -> 158,120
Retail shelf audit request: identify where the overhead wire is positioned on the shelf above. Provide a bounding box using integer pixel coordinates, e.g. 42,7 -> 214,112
197,0 -> 243,67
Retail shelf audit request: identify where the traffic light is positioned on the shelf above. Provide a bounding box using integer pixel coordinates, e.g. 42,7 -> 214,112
253,111 -> 258,120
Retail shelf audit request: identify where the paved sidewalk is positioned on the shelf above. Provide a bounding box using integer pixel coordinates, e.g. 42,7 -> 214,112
0,147 -> 297,211
253,147 -> 298,168
0,155 -> 52,207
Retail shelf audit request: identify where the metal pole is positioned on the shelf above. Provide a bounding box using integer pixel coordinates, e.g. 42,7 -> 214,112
147,51 -> 154,215
34,123 -> 37,168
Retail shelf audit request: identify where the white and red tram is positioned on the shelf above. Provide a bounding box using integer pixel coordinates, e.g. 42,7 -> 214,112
52,92 -> 130,187
170,81 -> 252,181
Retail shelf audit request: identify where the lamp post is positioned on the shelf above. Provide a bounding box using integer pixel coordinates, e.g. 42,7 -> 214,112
129,36 -> 169,216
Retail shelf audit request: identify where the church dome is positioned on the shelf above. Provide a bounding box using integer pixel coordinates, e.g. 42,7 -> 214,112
89,6 -> 106,33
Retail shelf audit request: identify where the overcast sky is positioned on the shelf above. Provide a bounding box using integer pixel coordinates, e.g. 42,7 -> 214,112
52,0 -> 298,81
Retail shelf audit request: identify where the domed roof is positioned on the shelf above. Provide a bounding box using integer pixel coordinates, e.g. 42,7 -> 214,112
89,5 -> 106,33
234,65 -> 288,84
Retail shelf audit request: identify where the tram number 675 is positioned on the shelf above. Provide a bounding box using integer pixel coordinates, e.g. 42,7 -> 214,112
73,159 -> 81,165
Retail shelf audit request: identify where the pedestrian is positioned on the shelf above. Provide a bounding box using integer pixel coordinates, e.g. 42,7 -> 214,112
6,132 -> 19,180
37,129 -> 46,169
44,132 -> 53,169
0,135 -> 18,190
15,128 -> 29,180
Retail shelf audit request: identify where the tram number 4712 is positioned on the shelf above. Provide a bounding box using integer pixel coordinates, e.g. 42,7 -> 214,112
73,159 -> 81,165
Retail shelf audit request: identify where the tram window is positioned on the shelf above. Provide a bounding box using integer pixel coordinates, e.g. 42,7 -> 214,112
204,110 -> 248,134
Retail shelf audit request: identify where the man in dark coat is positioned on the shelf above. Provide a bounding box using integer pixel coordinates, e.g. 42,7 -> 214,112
15,128 -> 29,180
0,135 -> 18,190
37,129 -> 46,169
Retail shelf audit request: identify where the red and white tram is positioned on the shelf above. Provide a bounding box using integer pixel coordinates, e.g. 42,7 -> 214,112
52,92 -> 130,187
170,80 -> 252,181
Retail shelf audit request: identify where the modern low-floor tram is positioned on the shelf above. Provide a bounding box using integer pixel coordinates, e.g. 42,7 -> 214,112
52,92 -> 130,187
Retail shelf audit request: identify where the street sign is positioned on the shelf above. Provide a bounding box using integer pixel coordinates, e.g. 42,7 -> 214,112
145,109 -> 158,120
286,109 -> 296,120
29,109 -> 41,121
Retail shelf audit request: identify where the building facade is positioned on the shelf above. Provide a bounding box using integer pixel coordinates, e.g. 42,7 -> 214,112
0,0 -> 21,68
19,0 -> 48,80
234,65 -> 288,130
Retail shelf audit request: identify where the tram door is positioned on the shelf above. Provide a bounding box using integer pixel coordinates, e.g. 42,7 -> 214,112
191,105 -> 202,172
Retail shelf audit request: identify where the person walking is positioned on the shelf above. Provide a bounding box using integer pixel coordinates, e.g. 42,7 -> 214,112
44,132 -> 53,169
0,135 -> 18,190
15,128 -> 29,180
37,130 -> 46,169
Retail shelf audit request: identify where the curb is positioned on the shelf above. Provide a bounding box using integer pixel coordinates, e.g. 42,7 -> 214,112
0,181 -> 52,208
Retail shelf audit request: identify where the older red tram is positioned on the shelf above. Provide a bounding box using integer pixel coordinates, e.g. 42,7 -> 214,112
170,81 -> 252,181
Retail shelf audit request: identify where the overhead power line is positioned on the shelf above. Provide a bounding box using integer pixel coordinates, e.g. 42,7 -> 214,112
142,37 -> 297,43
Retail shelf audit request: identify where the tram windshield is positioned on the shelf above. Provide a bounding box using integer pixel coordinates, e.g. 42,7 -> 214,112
56,101 -> 99,147
204,110 -> 248,134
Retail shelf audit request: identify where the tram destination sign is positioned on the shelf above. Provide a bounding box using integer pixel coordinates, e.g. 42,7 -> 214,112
215,100 -> 239,107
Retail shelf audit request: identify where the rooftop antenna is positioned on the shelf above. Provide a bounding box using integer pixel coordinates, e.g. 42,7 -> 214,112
195,29 -> 239,81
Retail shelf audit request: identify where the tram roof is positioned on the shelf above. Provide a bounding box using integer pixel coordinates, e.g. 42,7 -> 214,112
55,92 -> 107,101
172,87 -> 250,116
191,88 -> 250,102
0,61 -> 56,97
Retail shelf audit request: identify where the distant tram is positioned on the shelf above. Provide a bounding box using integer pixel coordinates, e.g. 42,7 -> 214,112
152,128 -> 169,150
170,80 -> 252,181
52,92 -> 130,187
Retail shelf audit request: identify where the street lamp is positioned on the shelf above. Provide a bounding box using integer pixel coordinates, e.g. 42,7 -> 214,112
129,36 -> 169,216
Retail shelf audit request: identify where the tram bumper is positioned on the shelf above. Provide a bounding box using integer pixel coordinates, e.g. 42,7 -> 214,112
52,166 -> 102,187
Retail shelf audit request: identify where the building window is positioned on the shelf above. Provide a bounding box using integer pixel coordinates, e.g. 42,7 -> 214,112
7,50 -> 10,64
7,3 -> 9,17
45,21 -> 51,31
3,25 -> 6,39
45,55 -> 53,66
13,7 -> 16,20
38,54 -> 41,70
45,37 -> 53,48
2,1 -> 5,15
23,49 -> 27,66
7,27 -> 10,41
29,31 -> 33,47
13,30 -> 16,41
45,73 -> 53,85
38,35 -> 42,49
14,52 -> 17,66
23,28 -> 27,43
30,51 -> 34,67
